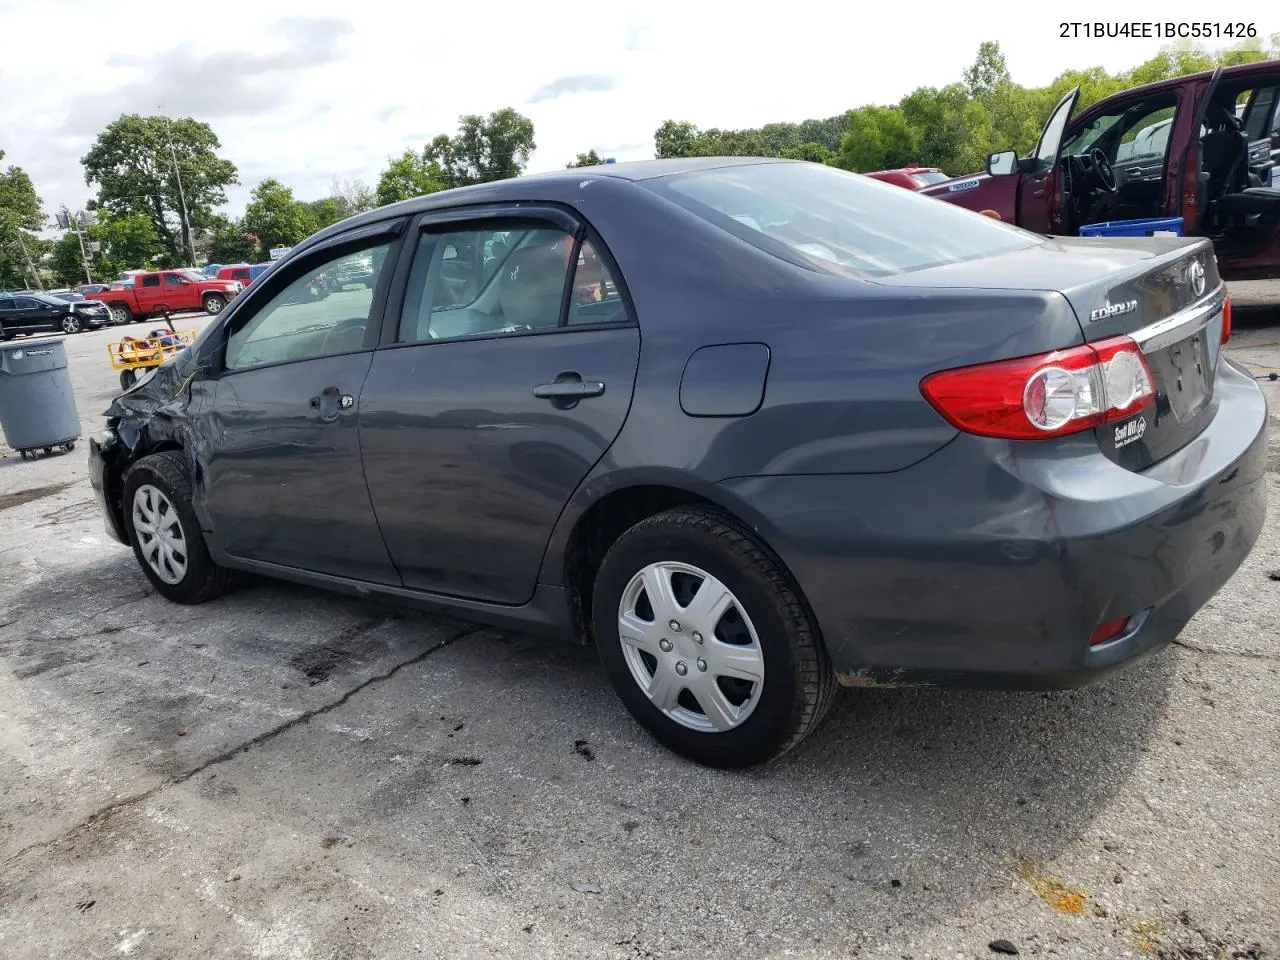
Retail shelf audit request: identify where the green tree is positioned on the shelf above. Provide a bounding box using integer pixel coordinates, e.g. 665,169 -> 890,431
241,179 -> 319,259
0,151 -> 45,289
330,176 -> 377,216
566,149 -> 604,168
204,214 -> 256,264
963,41 -> 1011,101
779,142 -> 835,164
375,149 -> 446,206
81,114 -> 238,265
425,108 -> 536,188
305,197 -> 347,229
836,106 -> 919,172
654,120 -> 703,158
49,233 -> 92,286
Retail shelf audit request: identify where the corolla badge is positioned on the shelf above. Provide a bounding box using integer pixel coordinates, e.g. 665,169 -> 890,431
1089,298 -> 1138,322
1114,416 -> 1147,448
1188,260 -> 1206,297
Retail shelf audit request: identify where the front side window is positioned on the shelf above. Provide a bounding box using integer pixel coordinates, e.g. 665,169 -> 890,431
648,162 -> 1038,278
224,242 -> 391,371
164,273 -> 184,287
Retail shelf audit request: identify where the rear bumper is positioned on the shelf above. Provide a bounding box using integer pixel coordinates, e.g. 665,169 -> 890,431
720,359 -> 1269,689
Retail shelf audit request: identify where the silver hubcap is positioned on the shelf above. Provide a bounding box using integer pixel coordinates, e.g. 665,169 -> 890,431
111,306 -> 129,323
62,315 -> 79,332
132,484 -> 188,585
206,297 -> 223,313
618,562 -> 765,733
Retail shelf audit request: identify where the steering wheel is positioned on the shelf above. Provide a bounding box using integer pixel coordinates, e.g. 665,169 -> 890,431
1090,147 -> 1118,192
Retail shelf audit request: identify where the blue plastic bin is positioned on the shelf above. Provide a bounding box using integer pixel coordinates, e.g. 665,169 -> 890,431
1079,217 -> 1183,238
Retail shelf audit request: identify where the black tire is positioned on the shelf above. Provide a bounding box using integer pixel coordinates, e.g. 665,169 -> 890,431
119,368 -> 138,391
121,451 -> 237,604
202,293 -> 227,315
591,506 -> 838,768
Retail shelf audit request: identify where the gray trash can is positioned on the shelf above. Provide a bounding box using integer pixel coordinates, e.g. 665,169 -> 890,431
0,338 -> 81,461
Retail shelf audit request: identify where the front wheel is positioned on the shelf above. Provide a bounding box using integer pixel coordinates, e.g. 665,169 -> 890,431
108,303 -> 133,325
119,368 -> 138,391
202,293 -> 227,315
121,451 -> 237,604
591,506 -> 838,768
60,314 -> 81,334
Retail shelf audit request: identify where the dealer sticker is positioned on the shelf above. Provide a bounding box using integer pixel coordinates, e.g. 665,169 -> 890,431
1114,416 -> 1147,448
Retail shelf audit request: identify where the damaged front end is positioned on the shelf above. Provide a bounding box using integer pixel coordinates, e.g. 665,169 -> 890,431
90,338 -> 210,545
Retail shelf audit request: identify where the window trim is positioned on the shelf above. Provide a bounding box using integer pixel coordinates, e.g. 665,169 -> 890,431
200,217 -> 407,378
378,203 -> 638,350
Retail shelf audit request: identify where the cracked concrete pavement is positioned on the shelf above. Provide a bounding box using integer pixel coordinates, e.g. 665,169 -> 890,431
0,299 -> 1278,960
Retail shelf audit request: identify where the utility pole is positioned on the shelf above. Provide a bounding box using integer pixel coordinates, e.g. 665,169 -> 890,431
15,233 -> 43,291
160,105 -> 199,266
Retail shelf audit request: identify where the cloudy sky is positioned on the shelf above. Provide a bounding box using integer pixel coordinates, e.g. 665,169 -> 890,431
1,0 -> 1275,221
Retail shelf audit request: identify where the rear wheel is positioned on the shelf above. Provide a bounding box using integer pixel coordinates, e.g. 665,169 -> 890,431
591,506 -> 838,768
119,368 -> 138,391
202,293 -> 227,315
122,451 -> 237,604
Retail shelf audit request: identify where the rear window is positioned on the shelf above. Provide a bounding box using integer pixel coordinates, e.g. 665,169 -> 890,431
910,170 -> 951,186
646,161 -> 1038,278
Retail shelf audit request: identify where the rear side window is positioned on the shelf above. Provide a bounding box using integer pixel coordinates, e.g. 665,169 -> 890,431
647,162 -> 1038,278
141,275 -> 160,288
398,223 -> 629,343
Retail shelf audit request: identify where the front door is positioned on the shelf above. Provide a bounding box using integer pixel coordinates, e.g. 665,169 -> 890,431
197,228 -> 404,583
1020,87 -> 1079,234
359,210 -> 640,604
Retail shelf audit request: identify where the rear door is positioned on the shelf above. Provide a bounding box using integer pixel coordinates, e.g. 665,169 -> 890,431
134,273 -> 163,314
359,205 -> 641,604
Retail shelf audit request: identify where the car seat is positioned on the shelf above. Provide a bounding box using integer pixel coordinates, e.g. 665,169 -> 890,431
498,243 -> 568,330
1201,98 -> 1280,226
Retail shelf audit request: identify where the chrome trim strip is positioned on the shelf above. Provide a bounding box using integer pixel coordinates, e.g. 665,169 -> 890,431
1128,282 -> 1226,353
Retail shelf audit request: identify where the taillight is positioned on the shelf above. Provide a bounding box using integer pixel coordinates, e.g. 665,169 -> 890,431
920,335 -> 1156,441
1221,295 -> 1232,345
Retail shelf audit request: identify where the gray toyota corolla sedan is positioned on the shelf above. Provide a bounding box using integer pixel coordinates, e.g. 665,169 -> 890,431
89,158 -> 1268,768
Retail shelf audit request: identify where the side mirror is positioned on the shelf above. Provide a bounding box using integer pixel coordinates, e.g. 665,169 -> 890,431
986,150 -> 1018,176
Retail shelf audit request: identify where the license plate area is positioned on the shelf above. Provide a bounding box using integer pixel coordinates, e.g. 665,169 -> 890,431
1146,327 -> 1215,424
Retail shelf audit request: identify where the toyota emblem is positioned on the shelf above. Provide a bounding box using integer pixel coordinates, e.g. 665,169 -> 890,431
1188,260 -> 1206,298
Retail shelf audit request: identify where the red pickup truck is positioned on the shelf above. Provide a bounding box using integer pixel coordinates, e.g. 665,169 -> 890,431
923,60 -> 1280,280
86,269 -> 243,325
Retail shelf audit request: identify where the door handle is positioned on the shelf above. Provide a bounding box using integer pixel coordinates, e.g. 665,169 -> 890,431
533,373 -> 605,410
310,386 -> 354,421
532,380 -> 606,399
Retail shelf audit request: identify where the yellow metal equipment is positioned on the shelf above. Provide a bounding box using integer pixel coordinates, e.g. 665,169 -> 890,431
109,328 -> 197,390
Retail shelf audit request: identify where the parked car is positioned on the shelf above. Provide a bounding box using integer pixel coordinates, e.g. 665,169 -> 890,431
864,165 -> 952,189
0,291 -> 111,338
85,269 -> 243,324
216,264 -> 254,287
74,283 -> 113,296
922,60 -> 1280,279
89,158 -> 1267,768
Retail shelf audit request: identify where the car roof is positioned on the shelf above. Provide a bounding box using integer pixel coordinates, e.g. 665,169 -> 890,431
298,156 -> 796,254
1085,58 -> 1280,106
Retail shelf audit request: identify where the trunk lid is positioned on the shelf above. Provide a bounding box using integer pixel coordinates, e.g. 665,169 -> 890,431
872,234 -> 1227,471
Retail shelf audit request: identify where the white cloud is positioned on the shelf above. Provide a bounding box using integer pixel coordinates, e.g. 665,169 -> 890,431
1,0 -> 1275,222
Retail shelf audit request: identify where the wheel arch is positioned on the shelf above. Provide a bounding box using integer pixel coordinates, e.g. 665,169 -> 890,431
544,468 -> 805,646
